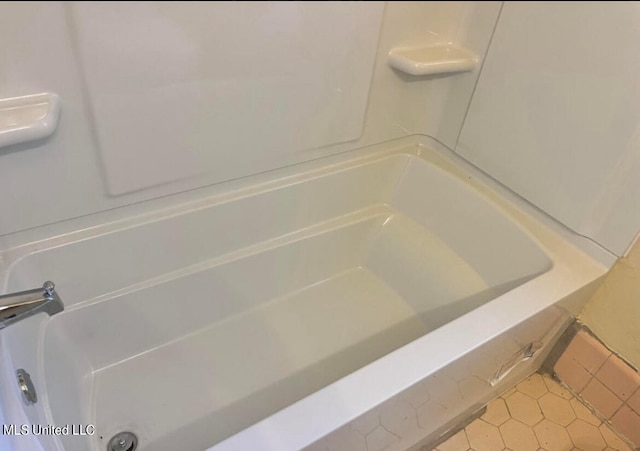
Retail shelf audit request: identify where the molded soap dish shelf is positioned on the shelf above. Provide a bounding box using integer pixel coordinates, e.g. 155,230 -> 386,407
0,92 -> 60,149
388,44 -> 477,76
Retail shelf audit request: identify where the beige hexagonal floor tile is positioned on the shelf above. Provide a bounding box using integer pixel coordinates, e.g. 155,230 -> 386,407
534,419 -> 573,451
517,374 -> 549,399
599,423 -> 633,451
422,372 -> 632,451
499,418 -> 539,451
542,374 -> 574,400
501,385 -> 518,399
506,391 -> 543,426
482,397 -> 510,427
435,429 -> 469,451
538,392 -> 576,426
567,419 -> 606,450
465,419 -> 504,451
570,397 -> 602,426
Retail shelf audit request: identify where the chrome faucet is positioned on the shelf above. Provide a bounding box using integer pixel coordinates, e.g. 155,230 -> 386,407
0,281 -> 63,330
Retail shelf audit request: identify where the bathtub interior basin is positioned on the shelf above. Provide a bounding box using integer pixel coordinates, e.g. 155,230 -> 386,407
3,140 -> 556,451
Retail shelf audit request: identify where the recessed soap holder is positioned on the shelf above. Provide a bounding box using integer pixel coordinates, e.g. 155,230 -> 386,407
0,92 -> 61,149
388,44 -> 477,76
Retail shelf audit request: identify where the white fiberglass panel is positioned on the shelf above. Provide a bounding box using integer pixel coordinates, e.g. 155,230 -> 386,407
391,157 -> 552,287
457,2 -> 640,255
5,154 -> 409,307
71,2 -> 383,195
0,3 -> 501,241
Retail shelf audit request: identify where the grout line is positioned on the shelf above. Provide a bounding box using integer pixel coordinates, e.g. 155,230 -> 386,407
439,371 -> 636,451
576,321 -> 640,373
462,428 -> 469,447
502,396 -> 514,418
495,419 -> 507,448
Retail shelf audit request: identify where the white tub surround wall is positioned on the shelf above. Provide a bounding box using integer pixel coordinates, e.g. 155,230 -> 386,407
0,1 -> 499,247
456,2 -> 640,256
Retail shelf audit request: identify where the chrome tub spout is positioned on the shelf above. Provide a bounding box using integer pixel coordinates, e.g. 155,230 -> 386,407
0,281 -> 63,329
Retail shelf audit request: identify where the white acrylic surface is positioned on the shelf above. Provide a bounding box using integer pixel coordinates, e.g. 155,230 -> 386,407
0,2 -> 499,241
71,2 -> 383,195
457,1 -> 640,255
308,306 -> 574,450
0,138 -> 611,451
388,45 -> 477,76
212,141 -> 609,451
0,93 -> 60,149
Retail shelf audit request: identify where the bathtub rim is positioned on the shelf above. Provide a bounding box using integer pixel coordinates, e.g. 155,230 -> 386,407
0,135 -> 615,279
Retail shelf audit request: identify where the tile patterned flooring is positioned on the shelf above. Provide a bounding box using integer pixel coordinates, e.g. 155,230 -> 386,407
554,330 -> 640,446
431,373 -> 634,451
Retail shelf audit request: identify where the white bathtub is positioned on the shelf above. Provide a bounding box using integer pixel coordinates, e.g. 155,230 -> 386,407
0,136 -> 613,451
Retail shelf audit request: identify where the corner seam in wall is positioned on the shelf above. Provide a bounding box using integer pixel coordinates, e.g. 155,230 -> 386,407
452,1 -> 505,150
